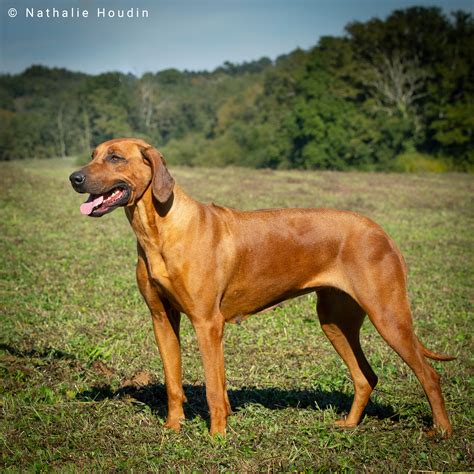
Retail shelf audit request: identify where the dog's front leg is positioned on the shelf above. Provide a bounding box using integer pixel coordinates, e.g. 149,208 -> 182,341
150,309 -> 186,431
136,256 -> 185,431
193,315 -> 230,436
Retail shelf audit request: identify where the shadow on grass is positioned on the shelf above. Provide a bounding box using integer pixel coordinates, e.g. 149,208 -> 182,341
0,342 -> 402,426
77,382 -> 399,424
0,342 -> 76,361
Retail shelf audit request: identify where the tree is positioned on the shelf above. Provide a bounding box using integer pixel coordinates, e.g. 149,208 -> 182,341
0,7 -> 471,169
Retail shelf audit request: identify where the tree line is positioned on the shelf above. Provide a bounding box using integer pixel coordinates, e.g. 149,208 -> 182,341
0,6 -> 472,171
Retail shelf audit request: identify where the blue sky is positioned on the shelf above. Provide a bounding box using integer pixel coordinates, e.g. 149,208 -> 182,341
1,0 -> 473,76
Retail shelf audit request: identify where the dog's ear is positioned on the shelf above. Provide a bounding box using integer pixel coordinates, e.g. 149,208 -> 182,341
141,146 -> 175,203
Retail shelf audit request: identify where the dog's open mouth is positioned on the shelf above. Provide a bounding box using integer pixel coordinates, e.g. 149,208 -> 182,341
80,184 -> 130,217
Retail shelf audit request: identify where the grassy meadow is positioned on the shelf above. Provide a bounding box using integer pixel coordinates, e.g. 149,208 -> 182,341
1,158 -> 473,471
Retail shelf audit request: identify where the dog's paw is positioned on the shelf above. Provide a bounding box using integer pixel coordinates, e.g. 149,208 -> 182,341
210,421 -> 227,437
210,427 -> 226,438
164,417 -> 184,432
427,426 -> 452,439
334,418 -> 357,428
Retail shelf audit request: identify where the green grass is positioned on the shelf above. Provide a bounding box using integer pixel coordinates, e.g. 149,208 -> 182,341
1,158 -> 473,471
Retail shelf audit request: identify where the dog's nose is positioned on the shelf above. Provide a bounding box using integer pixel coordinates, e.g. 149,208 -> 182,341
69,171 -> 86,187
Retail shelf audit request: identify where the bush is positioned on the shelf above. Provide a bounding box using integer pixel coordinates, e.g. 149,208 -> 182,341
394,153 -> 450,173
160,133 -> 206,166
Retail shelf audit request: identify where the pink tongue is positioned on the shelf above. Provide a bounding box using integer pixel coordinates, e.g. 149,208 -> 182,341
80,195 -> 104,215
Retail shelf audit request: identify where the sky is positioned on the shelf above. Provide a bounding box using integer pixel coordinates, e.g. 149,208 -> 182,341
1,0 -> 473,76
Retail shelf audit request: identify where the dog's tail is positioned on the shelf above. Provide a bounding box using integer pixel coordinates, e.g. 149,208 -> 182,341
418,338 -> 456,361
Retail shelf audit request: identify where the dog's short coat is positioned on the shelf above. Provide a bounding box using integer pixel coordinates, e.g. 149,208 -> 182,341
70,138 -> 454,437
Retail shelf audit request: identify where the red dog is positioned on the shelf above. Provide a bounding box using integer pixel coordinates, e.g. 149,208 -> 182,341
70,138 -> 454,436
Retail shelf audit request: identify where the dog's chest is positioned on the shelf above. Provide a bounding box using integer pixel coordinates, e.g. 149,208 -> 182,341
127,206 -> 174,289
136,236 -> 175,294
144,250 -> 170,285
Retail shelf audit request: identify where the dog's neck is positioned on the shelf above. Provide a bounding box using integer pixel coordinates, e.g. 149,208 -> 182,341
125,183 -> 199,253
125,183 -> 202,289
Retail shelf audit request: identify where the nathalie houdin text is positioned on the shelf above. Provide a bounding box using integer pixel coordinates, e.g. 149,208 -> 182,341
24,7 -> 149,19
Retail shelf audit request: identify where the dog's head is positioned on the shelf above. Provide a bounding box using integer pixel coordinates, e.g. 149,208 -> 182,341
69,138 -> 174,217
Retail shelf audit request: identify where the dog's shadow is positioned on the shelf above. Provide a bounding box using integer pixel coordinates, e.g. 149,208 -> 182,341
0,343 -> 406,427
77,382 -> 400,425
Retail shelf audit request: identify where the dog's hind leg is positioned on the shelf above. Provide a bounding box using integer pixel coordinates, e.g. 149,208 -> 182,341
348,250 -> 453,436
361,294 -> 452,436
316,288 -> 378,427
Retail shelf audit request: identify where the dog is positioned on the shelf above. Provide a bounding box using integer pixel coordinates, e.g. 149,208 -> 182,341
69,138 -> 454,437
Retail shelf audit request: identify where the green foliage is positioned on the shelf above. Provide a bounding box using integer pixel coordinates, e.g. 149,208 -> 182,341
394,152 -> 450,172
0,7 -> 472,170
75,151 -> 92,166
430,102 -> 474,170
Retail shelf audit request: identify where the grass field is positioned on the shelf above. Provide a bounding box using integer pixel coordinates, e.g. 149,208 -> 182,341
1,158 -> 473,471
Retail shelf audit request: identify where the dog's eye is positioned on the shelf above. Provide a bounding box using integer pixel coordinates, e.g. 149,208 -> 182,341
107,154 -> 125,163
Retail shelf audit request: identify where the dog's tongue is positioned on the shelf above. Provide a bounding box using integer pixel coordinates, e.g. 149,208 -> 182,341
80,195 -> 104,215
